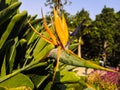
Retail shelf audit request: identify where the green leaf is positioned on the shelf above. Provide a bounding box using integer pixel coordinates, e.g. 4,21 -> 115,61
30,74 -> 49,88
60,70 -> 80,83
0,10 -> 27,49
44,81 -> 52,90
50,50 -> 115,72
8,86 -> 32,90
68,43 -> 78,51
0,39 -> 15,77
0,44 -> 54,82
34,44 -> 54,61
0,55 -> 7,77
52,70 -> 85,90
6,0 -> 19,5
84,88 -> 95,90
25,19 -> 42,44
0,2 -> 21,25
9,37 -> 18,73
26,62 -> 48,70
0,73 -> 34,89
0,86 -> 7,90
33,32 -> 49,57
27,25 -> 40,45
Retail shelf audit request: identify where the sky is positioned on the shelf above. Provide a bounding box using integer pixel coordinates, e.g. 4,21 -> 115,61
19,0 -> 120,20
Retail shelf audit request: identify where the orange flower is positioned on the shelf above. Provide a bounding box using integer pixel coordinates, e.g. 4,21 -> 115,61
28,8 -> 69,82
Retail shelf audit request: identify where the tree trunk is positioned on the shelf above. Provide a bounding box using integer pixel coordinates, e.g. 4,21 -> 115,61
56,0 -> 61,15
102,40 -> 107,66
78,42 -> 82,58
78,37 -> 83,58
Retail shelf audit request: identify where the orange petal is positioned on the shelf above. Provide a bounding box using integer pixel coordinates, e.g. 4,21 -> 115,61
54,8 -> 68,47
62,14 -> 68,46
28,22 -> 55,45
43,21 -> 58,45
41,9 -> 58,45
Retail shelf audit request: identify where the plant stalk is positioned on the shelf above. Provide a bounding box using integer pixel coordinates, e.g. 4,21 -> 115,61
0,61 -> 47,82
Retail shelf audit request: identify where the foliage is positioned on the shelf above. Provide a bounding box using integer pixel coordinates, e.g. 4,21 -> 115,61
72,6 -> 120,67
0,73 -> 34,89
87,70 -> 120,90
0,0 -> 119,90
28,8 -> 114,89
44,0 -> 72,14
0,0 -> 51,89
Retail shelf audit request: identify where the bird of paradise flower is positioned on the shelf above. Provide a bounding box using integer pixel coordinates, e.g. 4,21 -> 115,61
28,8 -> 69,81
28,8 -> 116,82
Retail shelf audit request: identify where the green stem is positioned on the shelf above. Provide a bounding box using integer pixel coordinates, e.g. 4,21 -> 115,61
0,61 -> 47,82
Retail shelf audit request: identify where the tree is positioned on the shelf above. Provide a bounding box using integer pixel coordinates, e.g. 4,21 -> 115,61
82,21 -> 101,60
110,11 -> 120,66
44,0 -> 72,15
70,9 -> 92,58
91,6 -> 118,66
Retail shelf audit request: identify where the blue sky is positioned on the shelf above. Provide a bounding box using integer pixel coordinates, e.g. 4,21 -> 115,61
19,0 -> 120,20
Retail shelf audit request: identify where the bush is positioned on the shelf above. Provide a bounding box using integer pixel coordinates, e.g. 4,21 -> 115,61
87,69 -> 120,90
